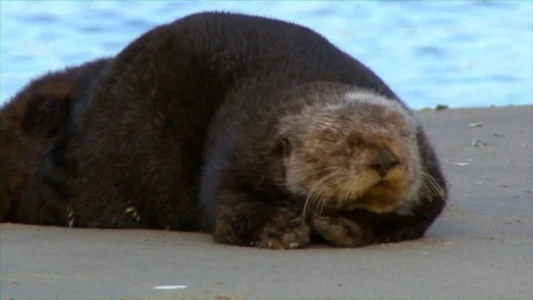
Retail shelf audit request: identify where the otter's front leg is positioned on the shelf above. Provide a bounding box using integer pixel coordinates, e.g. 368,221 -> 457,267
311,215 -> 375,248
211,190 -> 311,250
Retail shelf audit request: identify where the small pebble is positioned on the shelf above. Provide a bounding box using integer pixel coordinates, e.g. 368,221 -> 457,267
153,285 -> 187,290
471,139 -> 486,147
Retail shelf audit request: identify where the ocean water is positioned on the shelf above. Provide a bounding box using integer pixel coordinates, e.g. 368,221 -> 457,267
1,0 -> 532,109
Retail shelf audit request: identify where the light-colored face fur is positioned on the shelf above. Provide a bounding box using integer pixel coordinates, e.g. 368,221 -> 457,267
278,89 -> 435,216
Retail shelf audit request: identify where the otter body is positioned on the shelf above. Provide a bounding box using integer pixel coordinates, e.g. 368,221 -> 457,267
0,57 -> 112,221
19,12 -> 447,249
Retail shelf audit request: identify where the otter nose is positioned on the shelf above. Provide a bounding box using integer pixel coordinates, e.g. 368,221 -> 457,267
371,147 -> 400,177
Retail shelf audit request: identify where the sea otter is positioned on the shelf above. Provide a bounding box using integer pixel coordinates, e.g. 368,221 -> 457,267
17,12 -> 447,249
0,57 -> 112,221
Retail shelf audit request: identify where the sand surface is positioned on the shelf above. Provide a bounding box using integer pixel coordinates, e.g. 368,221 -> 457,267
1,105 -> 532,300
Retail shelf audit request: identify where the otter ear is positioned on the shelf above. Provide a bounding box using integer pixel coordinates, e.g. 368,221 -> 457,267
281,137 -> 292,156
21,94 -> 73,137
273,136 -> 292,157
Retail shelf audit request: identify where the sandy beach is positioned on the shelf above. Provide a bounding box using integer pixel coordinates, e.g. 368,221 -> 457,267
1,105 -> 532,300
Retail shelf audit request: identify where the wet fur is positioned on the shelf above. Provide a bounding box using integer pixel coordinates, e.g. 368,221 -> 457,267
16,12 -> 447,249
0,57 -> 112,221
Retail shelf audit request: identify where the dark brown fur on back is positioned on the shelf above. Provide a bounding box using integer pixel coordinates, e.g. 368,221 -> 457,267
17,12 -> 447,249
0,57 -> 112,221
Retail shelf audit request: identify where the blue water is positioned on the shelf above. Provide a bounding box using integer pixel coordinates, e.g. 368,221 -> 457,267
1,0 -> 532,109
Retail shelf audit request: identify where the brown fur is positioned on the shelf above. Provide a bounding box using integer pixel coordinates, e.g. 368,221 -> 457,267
0,57 -> 112,221
278,97 -> 422,214
203,82 -> 447,249
16,12 -> 447,249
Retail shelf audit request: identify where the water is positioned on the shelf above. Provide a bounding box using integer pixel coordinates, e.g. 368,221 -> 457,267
1,0 -> 532,109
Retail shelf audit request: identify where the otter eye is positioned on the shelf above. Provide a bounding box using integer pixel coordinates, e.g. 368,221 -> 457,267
321,129 -> 338,143
346,132 -> 363,148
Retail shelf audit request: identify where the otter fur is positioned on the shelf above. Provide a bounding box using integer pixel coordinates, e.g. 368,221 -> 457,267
17,12 -> 447,249
0,57 -> 112,221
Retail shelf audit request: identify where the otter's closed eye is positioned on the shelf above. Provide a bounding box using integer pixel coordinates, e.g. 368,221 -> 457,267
346,132 -> 363,148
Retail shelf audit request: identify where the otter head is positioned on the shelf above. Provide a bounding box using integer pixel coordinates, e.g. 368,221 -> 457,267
275,89 -> 431,216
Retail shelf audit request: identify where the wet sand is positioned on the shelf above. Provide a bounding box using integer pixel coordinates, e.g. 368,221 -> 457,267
1,105 -> 532,300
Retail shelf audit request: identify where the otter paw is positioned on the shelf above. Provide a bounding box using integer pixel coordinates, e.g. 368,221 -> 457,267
256,218 -> 311,250
311,215 -> 373,248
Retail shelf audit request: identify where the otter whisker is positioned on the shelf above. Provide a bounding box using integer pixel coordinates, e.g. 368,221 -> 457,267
303,170 -> 341,217
330,172 -> 363,204
317,171 -> 348,213
291,165 -> 341,180
421,170 -> 445,200
317,195 -> 328,215
420,184 -> 432,201
421,181 -> 436,200
308,189 -> 329,217
301,192 -> 314,223
432,177 -> 445,198
425,172 -> 444,198
301,182 -> 327,221
303,190 -> 327,220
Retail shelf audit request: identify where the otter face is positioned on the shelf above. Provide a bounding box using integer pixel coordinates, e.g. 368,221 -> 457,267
278,94 -> 425,216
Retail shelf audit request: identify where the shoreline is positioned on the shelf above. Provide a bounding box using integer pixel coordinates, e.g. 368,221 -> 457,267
415,102 -> 533,112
